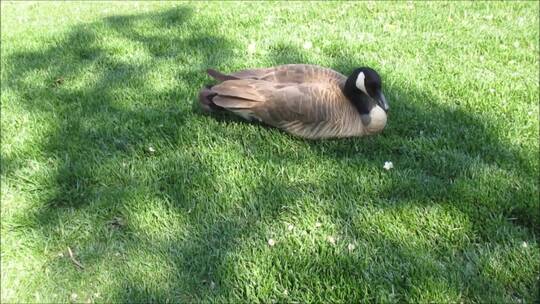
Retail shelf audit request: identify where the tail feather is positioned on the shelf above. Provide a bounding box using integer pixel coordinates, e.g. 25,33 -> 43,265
198,86 -> 223,112
212,95 -> 258,109
201,68 -> 259,114
207,69 -> 238,81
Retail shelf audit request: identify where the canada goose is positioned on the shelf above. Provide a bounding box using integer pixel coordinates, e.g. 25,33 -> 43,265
198,64 -> 389,139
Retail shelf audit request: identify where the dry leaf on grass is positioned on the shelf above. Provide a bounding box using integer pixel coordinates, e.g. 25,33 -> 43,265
67,246 -> 84,270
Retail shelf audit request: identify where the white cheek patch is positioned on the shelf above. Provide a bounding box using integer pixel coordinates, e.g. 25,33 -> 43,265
355,72 -> 369,96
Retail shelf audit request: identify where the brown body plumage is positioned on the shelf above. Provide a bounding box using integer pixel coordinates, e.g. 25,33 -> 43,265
198,64 -> 388,139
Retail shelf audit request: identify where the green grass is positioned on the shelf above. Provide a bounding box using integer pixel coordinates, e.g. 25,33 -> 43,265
1,1 -> 539,303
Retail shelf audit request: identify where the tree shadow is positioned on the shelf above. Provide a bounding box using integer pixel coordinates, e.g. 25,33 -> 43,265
182,44 -> 539,301
4,5 -> 236,302
262,44 -> 539,230
3,4 -> 538,303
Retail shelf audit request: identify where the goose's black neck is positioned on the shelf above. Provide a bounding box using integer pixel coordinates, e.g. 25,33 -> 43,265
343,77 -> 371,115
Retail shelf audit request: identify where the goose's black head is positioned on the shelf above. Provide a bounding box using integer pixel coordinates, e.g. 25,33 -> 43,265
344,67 -> 389,115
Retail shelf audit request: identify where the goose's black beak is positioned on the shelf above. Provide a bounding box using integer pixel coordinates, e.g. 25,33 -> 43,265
376,92 -> 389,112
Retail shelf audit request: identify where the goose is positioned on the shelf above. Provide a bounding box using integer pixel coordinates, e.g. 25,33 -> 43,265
198,64 -> 389,139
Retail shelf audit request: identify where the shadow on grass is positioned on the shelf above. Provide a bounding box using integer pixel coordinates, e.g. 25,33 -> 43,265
3,4 -> 538,303
261,43 -> 538,230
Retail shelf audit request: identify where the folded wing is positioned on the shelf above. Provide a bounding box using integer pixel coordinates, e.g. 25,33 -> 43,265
210,78 -> 359,138
222,64 -> 347,84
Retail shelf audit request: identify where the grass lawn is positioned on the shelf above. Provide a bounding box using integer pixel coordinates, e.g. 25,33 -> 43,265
1,1 -> 539,303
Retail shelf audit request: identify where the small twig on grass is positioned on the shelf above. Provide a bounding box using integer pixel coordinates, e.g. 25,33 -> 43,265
67,246 -> 84,270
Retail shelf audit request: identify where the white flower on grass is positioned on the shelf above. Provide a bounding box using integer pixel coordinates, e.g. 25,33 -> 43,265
383,24 -> 397,33
327,236 -> 336,245
148,146 -> 156,153
303,41 -> 313,49
348,243 -> 356,252
521,241 -> 528,248
268,238 -> 276,246
315,222 -> 322,228
287,224 -> 294,231
247,42 -> 256,54
70,293 -> 78,301
265,16 -> 274,26
383,161 -> 394,170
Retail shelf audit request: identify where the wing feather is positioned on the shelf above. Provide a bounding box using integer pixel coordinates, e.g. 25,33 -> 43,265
211,80 -> 268,102
229,64 -> 346,84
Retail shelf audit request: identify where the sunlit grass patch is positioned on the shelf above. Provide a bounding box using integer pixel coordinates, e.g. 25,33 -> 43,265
1,1 -> 538,303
